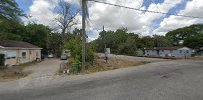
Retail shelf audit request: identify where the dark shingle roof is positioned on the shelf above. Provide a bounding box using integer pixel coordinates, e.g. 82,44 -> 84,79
0,40 -> 40,48
144,47 -> 184,50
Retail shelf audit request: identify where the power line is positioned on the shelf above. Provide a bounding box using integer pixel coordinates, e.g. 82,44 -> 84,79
87,18 -> 102,34
88,0 -> 203,19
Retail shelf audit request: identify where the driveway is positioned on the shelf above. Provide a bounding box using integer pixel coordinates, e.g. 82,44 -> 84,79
0,54 -> 163,92
0,58 -> 63,91
0,59 -> 203,100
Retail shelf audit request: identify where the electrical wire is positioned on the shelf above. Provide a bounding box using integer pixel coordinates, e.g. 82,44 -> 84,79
87,0 -> 203,19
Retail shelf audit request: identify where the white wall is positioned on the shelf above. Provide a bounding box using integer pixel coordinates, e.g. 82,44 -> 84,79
145,50 -> 158,56
176,47 -> 192,58
145,47 -> 192,58
159,50 -> 171,57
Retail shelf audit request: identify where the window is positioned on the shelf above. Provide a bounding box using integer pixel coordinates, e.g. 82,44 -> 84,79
30,51 -> 32,54
179,50 -> 182,53
22,52 -> 26,58
5,51 -> 16,59
186,50 -> 189,53
170,50 -> 173,53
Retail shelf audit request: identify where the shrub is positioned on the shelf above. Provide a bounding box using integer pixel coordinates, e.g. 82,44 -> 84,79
65,38 -> 94,65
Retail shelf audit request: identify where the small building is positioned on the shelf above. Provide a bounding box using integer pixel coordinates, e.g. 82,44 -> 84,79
195,47 -> 203,56
144,47 -> 192,58
0,40 -> 42,66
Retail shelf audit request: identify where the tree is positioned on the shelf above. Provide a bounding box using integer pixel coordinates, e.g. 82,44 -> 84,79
0,1 -> 56,55
153,35 -> 172,47
55,0 -> 80,44
0,32 -> 22,40
25,24 -> 51,54
71,28 -> 82,39
183,33 -> 203,49
166,24 -> 203,46
65,29 -> 94,62
48,32 -> 63,57
0,0 -> 25,21
139,36 -> 154,48
118,36 -> 137,55
91,28 -> 140,55
0,0 -> 26,41
0,18 -> 26,42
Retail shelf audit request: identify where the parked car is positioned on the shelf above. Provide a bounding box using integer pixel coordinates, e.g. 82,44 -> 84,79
60,54 -> 68,60
63,50 -> 71,57
48,54 -> 54,58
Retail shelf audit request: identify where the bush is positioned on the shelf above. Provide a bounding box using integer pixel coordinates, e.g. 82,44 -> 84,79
0,54 -> 5,67
65,38 -> 94,65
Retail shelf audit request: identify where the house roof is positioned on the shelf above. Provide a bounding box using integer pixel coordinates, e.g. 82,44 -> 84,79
144,47 -> 184,50
0,40 -> 41,49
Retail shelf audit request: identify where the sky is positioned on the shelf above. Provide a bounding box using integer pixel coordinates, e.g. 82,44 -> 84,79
16,0 -> 203,41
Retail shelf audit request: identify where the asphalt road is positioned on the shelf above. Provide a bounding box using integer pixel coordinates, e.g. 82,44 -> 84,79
0,60 -> 203,100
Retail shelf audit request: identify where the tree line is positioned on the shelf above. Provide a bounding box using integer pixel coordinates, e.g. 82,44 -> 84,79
1,0 -> 202,58
91,24 -> 203,55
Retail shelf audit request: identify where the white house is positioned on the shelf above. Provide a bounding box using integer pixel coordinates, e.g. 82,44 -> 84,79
0,40 -> 42,66
144,47 -> 192,58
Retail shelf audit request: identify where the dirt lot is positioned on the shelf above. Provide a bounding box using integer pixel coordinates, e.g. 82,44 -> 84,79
81,55 -> 149,74
0,59 -> 63,91
0,69 -> 29,82
190,56 -> 203,60
0,59 -> 60,82
0,62 -> 38,82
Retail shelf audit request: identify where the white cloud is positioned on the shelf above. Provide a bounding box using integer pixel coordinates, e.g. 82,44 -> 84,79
23,0 -> 203,41
64,0 -> 81,5
23,0 -> 59,28
88,0 -> 182,38
154,0 -> 203,35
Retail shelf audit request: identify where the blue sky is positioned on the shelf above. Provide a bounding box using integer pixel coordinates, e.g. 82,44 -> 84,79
16,0 -> 32,12
15,0 -> 203,40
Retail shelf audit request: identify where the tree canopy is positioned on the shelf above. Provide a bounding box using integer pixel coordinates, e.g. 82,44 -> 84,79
0,0 -> 25,21
166,24 -> 203,49
91,28 -> 173,55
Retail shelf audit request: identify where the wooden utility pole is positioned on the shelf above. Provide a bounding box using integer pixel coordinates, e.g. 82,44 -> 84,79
103,26 -> 106,50
103,26 -> 108,63
82,0 -> 86,71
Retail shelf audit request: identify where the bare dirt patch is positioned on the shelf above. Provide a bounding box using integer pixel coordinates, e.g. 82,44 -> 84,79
81,56 -> 150,74
190,56 -> 203,60
57,55 -> 150,75
0,68 -> 31,82
0,61 -> 38,82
